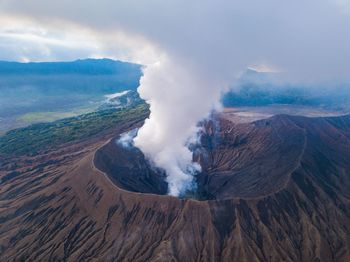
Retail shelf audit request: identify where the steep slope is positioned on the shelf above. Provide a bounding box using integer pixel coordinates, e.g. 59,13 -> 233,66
0,113 -> 350,261
94,138 -> 168,195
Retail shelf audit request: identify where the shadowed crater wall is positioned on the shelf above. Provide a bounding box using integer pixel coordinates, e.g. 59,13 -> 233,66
94,138 -> 168,195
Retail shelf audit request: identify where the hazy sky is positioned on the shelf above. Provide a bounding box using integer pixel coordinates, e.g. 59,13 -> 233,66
1,0 -> 350,82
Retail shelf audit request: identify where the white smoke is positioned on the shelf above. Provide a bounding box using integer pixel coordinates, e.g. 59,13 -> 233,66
117,128 -> 138,148
133,57 -> 225,196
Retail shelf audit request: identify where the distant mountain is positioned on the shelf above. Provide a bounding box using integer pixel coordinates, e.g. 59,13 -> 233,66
0,58 -> 142,75
222,69 -> 350,110
0,59 -> 142,91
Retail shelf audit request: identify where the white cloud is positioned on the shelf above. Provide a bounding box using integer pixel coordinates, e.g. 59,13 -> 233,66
0,14 -> 157,63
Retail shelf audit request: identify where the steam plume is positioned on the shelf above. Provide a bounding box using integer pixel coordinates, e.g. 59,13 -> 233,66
133,57 -> 224,195
117,128 -> 138,148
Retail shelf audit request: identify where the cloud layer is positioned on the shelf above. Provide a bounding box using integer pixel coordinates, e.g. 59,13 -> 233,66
2,0 -> 350,81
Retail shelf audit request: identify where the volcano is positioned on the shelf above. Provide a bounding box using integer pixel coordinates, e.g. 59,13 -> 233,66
1,111 -> 350,261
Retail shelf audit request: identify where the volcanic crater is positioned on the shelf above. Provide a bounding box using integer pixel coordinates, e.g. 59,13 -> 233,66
95,115 -> 308,201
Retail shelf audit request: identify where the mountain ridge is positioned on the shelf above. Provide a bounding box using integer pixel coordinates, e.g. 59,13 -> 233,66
0,58 -> 141,75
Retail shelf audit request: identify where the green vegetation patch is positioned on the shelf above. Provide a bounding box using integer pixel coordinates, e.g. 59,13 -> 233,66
16,105 -> 100,124
0,103 -> 149,156
17,112 -> 79,123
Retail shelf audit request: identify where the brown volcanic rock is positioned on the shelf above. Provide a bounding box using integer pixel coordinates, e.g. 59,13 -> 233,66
195,116 -> 307,200
94,137 -> 168,195
0,114 -> 350,261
